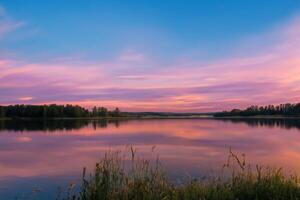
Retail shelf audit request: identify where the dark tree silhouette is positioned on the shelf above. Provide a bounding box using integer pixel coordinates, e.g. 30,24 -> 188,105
214,103 -> 300,117
0,106 -> 5,118
0,104 -> 125,118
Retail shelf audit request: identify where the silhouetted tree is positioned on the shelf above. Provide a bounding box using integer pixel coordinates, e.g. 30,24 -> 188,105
0,106 -> 5,118
214,102 -> 300,117
92,106 -> 98,117
0,104 -> 123,118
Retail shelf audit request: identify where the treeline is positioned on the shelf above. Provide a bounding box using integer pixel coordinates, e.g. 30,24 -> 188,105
214,103 -> 300,117
0,104 -> 125,118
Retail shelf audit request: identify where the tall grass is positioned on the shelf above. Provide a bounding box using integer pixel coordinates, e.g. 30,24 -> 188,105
61,148 -> 300,200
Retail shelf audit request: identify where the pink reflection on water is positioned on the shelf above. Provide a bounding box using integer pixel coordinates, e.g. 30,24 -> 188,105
0,119 -> 300,180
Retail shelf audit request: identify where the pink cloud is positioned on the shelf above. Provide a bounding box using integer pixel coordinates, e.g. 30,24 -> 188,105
1,14 -> 300,111
18,97 -> 33,101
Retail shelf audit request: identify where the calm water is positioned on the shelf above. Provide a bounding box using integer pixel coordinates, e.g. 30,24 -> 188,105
1,118 -> 300,199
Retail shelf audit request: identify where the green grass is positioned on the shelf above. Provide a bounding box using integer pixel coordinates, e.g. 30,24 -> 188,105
60,148 -> 300,200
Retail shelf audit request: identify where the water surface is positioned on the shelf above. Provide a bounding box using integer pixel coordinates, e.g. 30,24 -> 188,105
1,118 -> 300,199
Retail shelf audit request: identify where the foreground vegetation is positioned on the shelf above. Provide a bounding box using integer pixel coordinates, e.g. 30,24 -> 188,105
58,149 -> 300,200
214,102 -> 300,117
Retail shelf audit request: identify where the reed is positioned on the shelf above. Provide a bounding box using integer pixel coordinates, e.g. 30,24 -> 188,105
60,148 -> 300,200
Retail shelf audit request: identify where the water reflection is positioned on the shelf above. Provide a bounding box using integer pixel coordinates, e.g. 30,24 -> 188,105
1,118 -> 300,131
1,118 -> 300,199
0,119 -> 123,132
217,118 -> 300,130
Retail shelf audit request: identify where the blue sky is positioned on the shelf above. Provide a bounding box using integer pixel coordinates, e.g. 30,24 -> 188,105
2,0 -> 300,61
1,1 -> 300,111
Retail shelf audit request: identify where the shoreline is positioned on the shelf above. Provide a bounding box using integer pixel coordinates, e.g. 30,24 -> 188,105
1,115 -> 300,121
213,115 -> 300,119
0,116 -> 213,120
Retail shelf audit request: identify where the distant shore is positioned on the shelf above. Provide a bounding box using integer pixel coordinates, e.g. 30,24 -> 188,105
2,115 -> 300,121
213,115 -> 300,119
0,115 -> 212,120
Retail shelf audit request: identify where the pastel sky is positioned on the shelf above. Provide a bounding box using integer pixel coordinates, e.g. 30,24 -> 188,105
1,1 -> 300,112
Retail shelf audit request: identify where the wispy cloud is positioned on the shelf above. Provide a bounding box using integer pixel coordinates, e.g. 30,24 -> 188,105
119,50 -> 146,62
0,5 -> 6,16
0,5 -> 24,38
18,97 -> 33,101
1,13 -> 300,111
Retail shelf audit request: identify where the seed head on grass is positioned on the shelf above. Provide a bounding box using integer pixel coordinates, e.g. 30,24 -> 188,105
60,148 -> 300,200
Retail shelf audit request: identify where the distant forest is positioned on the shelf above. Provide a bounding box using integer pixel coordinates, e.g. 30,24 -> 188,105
214,103 -> 300,117
0,104 -> 124,118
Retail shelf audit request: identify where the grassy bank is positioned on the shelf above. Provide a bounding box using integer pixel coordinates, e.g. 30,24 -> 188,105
58,149 -> 300,200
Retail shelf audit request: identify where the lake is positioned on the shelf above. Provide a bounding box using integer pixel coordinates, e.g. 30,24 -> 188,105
1,118 -> 300,199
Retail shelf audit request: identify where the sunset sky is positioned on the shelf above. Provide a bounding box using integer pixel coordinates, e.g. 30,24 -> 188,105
1,1 -> 300,112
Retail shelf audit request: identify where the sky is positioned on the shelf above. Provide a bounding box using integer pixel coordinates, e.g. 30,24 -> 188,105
1,1 -> 300,112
